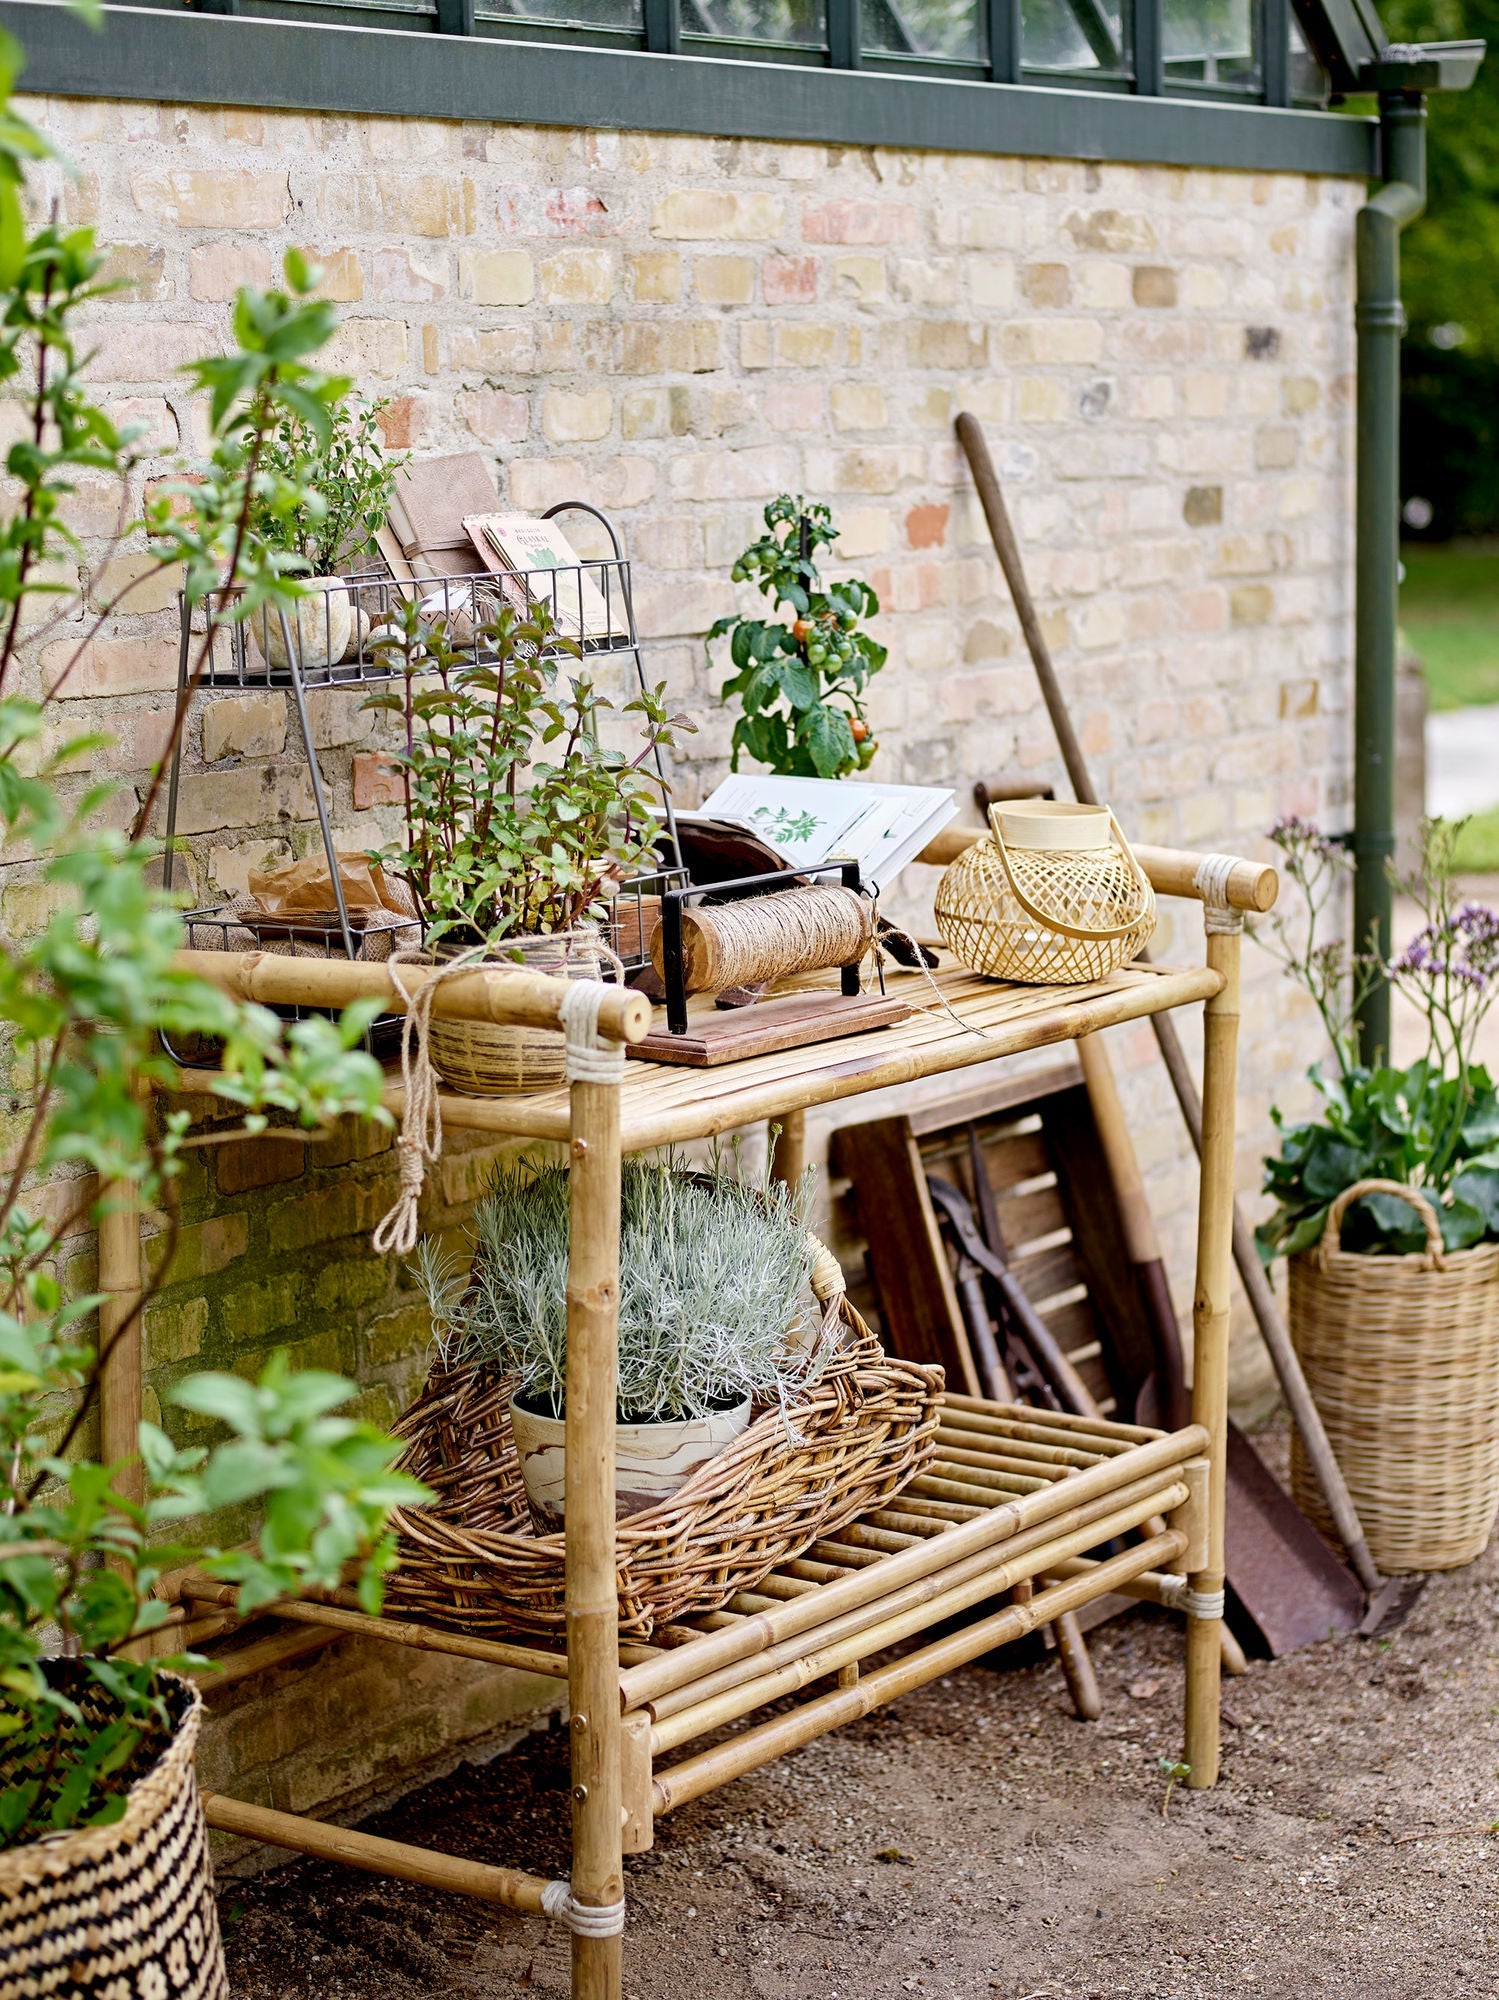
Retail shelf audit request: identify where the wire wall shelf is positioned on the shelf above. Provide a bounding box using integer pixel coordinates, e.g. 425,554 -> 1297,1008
163,502 -> 682,995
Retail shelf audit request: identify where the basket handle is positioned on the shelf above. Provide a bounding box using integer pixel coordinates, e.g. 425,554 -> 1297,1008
1318,1178 -> 1447,1271
986,805 -> 1152,944
808,1235 -> 846,1302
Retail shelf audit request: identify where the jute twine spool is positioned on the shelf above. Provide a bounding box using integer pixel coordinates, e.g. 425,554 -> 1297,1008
647,884 -> 873,995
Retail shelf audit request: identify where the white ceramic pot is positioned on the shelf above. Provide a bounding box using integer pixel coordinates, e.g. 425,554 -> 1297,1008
262,577 -> 354,674
508,1392 -> 753,1532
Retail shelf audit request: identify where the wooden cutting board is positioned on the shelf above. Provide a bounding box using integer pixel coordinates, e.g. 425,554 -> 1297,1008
628,990 -> 913,1067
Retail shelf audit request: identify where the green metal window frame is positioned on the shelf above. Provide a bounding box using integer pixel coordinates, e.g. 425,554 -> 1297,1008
0,0 -> 1377,173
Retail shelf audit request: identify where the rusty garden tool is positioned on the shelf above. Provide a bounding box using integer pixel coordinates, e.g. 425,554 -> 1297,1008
955,406 -> 1384,1605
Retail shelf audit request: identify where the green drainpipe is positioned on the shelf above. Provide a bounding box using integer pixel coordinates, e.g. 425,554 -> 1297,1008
1354,81 -> 1427,1066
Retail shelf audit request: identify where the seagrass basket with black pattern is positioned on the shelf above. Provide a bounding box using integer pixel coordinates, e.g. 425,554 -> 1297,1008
0,1665 -> 226,2000
384,1269 -> 943,1643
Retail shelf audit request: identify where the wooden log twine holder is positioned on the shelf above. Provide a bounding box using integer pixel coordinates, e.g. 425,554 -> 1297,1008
648,882 -> 874,995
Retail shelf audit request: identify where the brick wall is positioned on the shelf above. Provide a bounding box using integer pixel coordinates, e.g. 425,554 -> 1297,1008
12,92 -> 1362,1818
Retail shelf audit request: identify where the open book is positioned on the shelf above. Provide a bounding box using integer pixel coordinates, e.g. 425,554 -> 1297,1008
699,775 -> 957,896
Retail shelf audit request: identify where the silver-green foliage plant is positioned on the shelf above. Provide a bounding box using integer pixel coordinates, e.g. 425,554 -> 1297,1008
413,1157 -> 828,1421
0,38 -> 427,1847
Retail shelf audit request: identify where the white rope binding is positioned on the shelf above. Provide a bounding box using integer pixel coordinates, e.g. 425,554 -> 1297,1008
559,979 -> 628,1085
1181,1586 -> 1226,1621
541,1879 -> 627,1936
1156,1574 -> 1188,1612
1192,854 -> 1243,937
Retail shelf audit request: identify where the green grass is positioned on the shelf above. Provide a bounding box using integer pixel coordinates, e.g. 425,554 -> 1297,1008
1400,541 -> 1499,711
1452,805 -> 1499,874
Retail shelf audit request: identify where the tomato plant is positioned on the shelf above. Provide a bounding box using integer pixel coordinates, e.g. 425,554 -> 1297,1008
708,495 -> 887,779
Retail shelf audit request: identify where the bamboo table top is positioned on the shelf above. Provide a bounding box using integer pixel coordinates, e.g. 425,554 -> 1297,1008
411,958 -> 1223,1152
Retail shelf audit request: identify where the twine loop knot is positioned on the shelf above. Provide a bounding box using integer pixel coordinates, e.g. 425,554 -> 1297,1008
541,1881 -> 626,1936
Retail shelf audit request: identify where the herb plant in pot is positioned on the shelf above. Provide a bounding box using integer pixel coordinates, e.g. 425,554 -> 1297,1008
247,393 -> 403,672
365,602 -> 683,1095
1256,817 -> 1499,1572
413,1157 -> 831,1527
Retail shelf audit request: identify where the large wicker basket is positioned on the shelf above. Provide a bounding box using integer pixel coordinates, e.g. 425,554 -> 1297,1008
1289,1178 -> 1499,1573
385,1286 -> 943,1641
428,932 -> 602,1097
935,801 -> 1155,985
0,1666 -> 227,2000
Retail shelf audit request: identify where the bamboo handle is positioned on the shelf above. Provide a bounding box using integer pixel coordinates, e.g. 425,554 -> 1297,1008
174,949 -> 653,1043
915,827 -> 1277,914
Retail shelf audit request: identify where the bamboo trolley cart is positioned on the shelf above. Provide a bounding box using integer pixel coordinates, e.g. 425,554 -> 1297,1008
96,832 -> 1272,2000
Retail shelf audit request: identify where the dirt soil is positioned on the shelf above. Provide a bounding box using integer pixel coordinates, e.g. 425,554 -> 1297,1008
220,1433 -> 1499,2000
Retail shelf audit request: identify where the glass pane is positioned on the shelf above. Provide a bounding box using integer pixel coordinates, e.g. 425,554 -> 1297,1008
864,0 -> 984,61
685,0 -> 824,42
1163,0 -> 1258,87
1288,14 -> 1327,103
1022,0 -> 1125,72
480,0 -> 642,25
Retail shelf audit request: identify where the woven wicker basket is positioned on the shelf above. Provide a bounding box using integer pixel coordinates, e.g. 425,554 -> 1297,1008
0,1666 -> 227,2000
1289,1178 -> 1499,1573
384,1277 -> 943,1641
427,933 -> 602,1097
935,801 -> 1155,985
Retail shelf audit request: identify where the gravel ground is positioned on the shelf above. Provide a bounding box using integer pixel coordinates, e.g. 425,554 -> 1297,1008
219,1467 -> 1499,2000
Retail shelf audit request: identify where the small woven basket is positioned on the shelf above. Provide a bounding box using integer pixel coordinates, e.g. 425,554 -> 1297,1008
1289,1178 -> 1499,1573
935,800 -> 1155,985
0,1666 -> 227,2000
428,932 -> 602,1097
384,1264 -> 943,1641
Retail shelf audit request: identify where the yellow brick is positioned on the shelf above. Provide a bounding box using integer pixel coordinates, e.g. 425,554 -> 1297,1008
620,321 -> 720,373
1000,320 -> 1103,366
971,259 -> 1014,310
542,388 -> 612,444
834,255 -> 885,302
772,323 -> 837,367
1183,265 -> 1229,309
458,248 -> 534,306
1231,584 -> 1274,626
203,694 -> 287,763
188,241 -> 274,301
630,251 -> 681,302
1074,260 -> 1131,309
651,189 -> 784,240
131,168 -> 290,229
310,247 -> 365,303
1016,376 -> 1069,422
539,247 -> 613,303
831,382 -> 886,431
88,553 -> 183,615
695,255 -> 754,305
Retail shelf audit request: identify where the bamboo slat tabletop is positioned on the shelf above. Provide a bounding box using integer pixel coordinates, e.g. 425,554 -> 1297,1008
413,958 -> 1223,1152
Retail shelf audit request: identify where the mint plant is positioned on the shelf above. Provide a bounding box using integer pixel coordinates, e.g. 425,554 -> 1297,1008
708,495 -> 887,779
0,37 -> 425,1846
365,599 -> 685,946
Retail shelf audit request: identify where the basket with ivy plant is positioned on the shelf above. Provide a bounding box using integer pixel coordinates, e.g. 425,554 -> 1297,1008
1255,815 -> 1499,1571
708,495 -> 887,779
362,599 -> 686,1094
386,1154 -> 942,1638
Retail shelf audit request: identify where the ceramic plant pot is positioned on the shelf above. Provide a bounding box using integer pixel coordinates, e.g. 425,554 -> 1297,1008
262,577 -> 354,675
508,1391 -> 753,1532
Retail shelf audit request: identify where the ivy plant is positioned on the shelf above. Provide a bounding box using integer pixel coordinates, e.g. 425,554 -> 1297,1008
247,393 -> 404,577
708,495 -> 887,779
0,38 -> 425,1848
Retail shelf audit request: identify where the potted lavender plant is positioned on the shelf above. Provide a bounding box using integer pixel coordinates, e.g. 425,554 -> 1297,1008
1256,816 -> 1499,1571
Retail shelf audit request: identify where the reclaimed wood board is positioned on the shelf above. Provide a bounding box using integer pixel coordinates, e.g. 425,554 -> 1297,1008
628,990 -> 913,1067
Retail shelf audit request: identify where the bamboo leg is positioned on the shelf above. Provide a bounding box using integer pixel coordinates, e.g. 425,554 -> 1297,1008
768,1107 -> 806,1191
1185,923 -> 1239,1789
98,1164 -> 143,1506
566,1074 -> 624,2000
